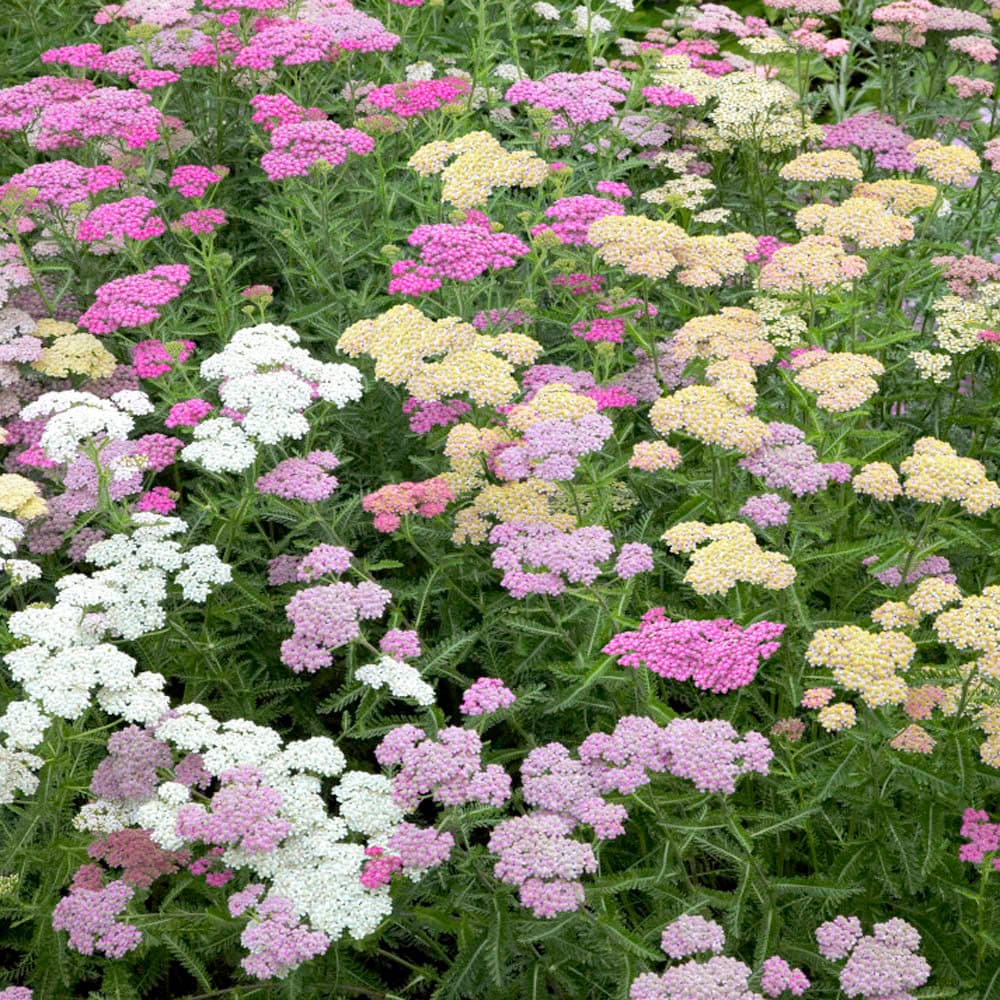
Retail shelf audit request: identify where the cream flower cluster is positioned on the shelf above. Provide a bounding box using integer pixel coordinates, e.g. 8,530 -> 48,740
661,520 -> 796,595
339,304 -> 541,407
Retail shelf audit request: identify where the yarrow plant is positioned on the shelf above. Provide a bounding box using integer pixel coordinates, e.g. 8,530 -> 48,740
3,0 -> 1000,995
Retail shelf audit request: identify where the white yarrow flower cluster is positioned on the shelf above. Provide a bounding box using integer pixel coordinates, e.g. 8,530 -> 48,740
101,704 -> 405,941
571,5 -> 612,35
532,2 -> 560,20
20,390 -> 150,463
0,516 -> 231,803
183,323 -> 364,472
356,655 -> 435,706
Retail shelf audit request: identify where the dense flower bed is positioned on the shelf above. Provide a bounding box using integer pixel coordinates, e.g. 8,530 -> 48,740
2,0 -> 1000,996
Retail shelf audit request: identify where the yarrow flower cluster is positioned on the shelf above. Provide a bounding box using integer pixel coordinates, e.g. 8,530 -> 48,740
604,609 -> 785,693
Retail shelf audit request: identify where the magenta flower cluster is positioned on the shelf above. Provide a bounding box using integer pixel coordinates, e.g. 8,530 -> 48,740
389,211 -> 530,296
603,609 -> 785,693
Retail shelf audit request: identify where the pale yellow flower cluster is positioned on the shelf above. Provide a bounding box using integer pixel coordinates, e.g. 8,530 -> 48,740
661,519 -> 796,595
757,235 -> 867,294
452,480 -> 574,545
671,308 -> 775,367
852,462 -> 902,500
934,585 -> 1000,653
31,320 -> 117,379
629,440 -> 682,472
870,600 -> 921,630
817,702 -> 858,732
443,423 -> 510,493
708,72 -> 824,152
749,295 -> 809,348
900,437 -> 1000,515
932,282 -> 1000,354
806,625 -> 917,707
780,150 -> 864,183
790,349 -> 884,412
587,214 -> 688,279
506,383 -> 596,432
338,304 -> 541,407
907,138 -> 982,186
408,131 -> 549,208
852,178 -> 938,215
0,474 -> 47,521
909,350 -> 952,383
650,359 -> 768,454
586,215 -> 755,286
795,197 -> 914,249
908,576 -> 962,615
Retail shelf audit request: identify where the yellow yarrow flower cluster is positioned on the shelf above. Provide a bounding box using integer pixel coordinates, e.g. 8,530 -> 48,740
649,360 -> 768,454
852,178 -> 939,215
852,462 -> 902,500
789,349 -> 884,412
0,474 -> 47,521
900,437 -> 1000,515
587,214 -> 688,279
442,423 -> 510,493
452,480 -> 573,545
934,586 -> 1000,653
795,197 -> 914,249
757,235 -> 867,294
749,295 -> 809,348
661,519 -> 796,595
907,138 -> 982,186
909,350 -> 952,383
672,233 -> 758,288
907,576 -> 962,615
817,702 -> 858,732
586,216 -> 756,286
31,320 -> 117,379
708,72 -> 824,152
871,601 -> 921,630
932,282 -> 1000,354
506,383 -> 596,432
338,304 -> 541,407
407,131 -> 549,208
670,308 -> 775,366
805,625 -> 917,707
629,440 -> 682,472
780,150 -> 864,183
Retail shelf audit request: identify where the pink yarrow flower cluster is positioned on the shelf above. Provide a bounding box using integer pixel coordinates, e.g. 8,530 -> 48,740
389,212 -> 530,295
631,915 -> 809,1000
79,264 -> 191,334
461,677 -> 516,716
603,609 -> 785,693
256,451 -> 340,501
362,477 -> 454,532
505,69 -> 631,126
531,195 -> 625,246
363,77 -> 470,118
281,578 -> 392,673
132,338 -> 194,378
816,915 -> 931,999
52,867 -> 142,959
960,807 -> 1000,869
401,396 -> 472,434
375,724 -> 512,811
259,118 -> 375,181
488,521 -> 614,598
